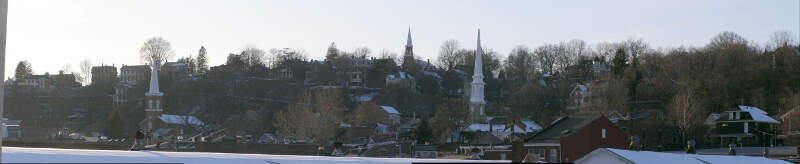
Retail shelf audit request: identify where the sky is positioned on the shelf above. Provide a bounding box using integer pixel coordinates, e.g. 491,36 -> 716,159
4,0 -> 799,77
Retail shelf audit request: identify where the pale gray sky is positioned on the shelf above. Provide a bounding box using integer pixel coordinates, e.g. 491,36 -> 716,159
5,0 -> 799,77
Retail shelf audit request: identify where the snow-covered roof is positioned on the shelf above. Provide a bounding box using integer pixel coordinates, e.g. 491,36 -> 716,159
738,106 -> 779,124
3,147 -> 511,163
379,106 -> 400,115
354,92 -> 378,102
520,119 -> 543,133
576,148 -> 791,164
386,72 -> 414,80
464,123 -> 525,133
159,114 -> 203,126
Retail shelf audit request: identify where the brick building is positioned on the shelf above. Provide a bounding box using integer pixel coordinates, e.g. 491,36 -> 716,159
524,115 -> 630,163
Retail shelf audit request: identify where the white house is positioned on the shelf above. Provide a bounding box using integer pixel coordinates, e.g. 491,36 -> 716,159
379,106 -> 401,125
576,148 -> 791,164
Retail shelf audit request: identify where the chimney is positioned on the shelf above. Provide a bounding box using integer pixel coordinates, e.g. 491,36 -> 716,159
686,140 -> 695,154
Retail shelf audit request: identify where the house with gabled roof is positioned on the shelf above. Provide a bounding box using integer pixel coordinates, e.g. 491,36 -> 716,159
707,106 -> 779,147
524,115 -> 629,163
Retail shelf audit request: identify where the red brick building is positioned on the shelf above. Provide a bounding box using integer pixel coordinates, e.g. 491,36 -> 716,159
523,115 -> 629,163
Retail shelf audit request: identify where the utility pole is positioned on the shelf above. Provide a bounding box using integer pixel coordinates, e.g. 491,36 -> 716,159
0,0 -> 8,161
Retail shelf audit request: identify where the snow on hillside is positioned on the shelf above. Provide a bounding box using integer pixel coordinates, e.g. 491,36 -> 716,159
2,147 -> 507,164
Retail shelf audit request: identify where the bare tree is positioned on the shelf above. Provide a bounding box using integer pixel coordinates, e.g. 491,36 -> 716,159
377,49 -> 397,61
665,88 -> 704,142
623,37 -> 650,63
350,102 -> 388,126
437,39 -> 461,70
591,79 -> 628,114
241,45 -> 266,68
768,30 -> 797,50
79,59 -> 92,85
273,89 -> 345,144
533,44 -> 556,74
707,31 -> 748,51
430,99 -> 468,144
139,37 -> 174,65
504,45 -> 536,85
353,46 -> 371,57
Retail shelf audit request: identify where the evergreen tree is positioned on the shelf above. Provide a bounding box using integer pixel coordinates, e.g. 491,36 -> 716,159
611,48 -> 628,77
413,118 -> 433,144
196,46 -> 209,74
14,61 -> 32,80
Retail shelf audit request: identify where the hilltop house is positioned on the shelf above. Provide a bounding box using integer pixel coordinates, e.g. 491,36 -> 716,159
707,106 -> 779,147
385,72 -> 415,91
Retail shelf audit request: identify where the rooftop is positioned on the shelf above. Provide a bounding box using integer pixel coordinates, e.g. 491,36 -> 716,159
525,115 -> 603,143
2,147 -> 508,163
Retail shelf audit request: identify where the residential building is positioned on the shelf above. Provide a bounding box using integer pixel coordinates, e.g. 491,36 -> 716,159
119,64 -> 149,85
413,145 -> 439,158
91,65 -> 118,86
379,106 -> 401,125
779,105 -> 800,145
385,72 -> 415,91
3,118 -> 22,141
707,106 -> 779,147
566,83 -> 592,111
164,61 -> 190,80
15,71 -> 80,90
524,115 -> 630,163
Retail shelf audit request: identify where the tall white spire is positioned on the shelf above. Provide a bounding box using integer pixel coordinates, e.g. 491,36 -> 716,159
146,57 -> 163,96
470,29 -> 485,104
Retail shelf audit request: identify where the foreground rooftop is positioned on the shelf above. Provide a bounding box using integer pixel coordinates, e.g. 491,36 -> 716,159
1,147 -> 505,164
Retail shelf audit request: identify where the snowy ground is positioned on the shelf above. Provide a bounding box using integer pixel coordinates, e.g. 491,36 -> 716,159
2,147 -> 509,164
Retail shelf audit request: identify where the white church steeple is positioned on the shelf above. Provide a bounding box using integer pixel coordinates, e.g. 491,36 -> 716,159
146,57 -> 163,96
469,29 -> 486,123
143,57 -> 163,133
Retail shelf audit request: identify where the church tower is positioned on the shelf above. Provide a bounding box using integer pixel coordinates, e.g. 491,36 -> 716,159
469,29 -> 487,123
144,57 -> 164,133
402,28 -> 416,71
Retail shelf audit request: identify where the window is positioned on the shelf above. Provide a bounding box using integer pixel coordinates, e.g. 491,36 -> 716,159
148,100 -> 153,109
602,128 -> 606,139
528,149 -> 534,155
539,149 -> 546,161
500,153 -> 506,160
550,149 -> 557,162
